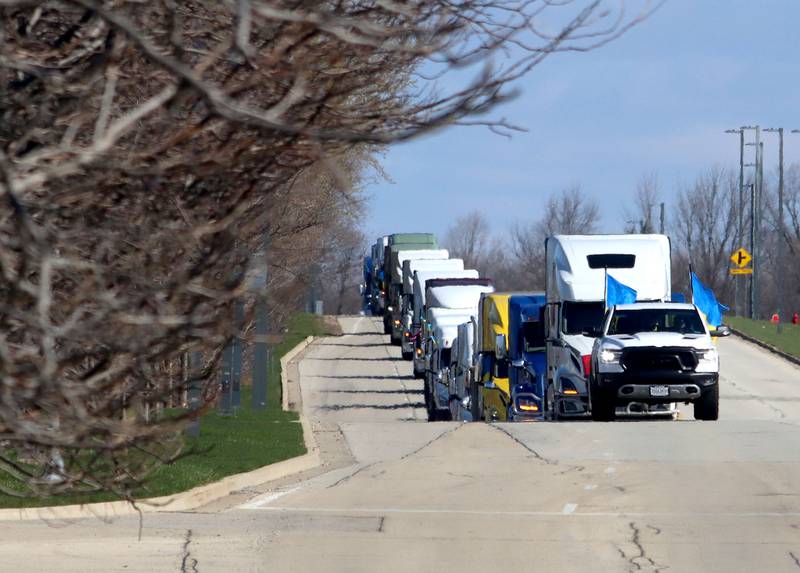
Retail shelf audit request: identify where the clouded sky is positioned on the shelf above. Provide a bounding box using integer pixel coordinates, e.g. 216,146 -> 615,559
365,1 -> 800,242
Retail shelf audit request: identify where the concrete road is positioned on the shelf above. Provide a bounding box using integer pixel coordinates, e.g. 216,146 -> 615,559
1,316 -> 800,572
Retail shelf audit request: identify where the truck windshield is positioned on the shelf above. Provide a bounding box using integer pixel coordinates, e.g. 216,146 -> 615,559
522,321 -> 545,352
608,308 -> 706,335
562,302 -> 605,335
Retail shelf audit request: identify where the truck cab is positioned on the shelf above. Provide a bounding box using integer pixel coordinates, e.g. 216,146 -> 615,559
411,273 -> 481,378
421,279 -> 494,420
544,234 -> 672,419
506,294 -> 548,421
400,258 -> 465,359
385,247 -> 447,342
381,233 -> 438,331
476,293 -> 512,421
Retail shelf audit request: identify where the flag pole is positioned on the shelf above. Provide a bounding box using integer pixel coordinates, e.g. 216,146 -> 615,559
688,263 -> 694,304
604,267 -> 608,313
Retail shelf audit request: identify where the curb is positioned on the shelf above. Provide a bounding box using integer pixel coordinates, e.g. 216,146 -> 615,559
731,328 -> 800,368
281,336 -> 315,412
0,336 -> 321,522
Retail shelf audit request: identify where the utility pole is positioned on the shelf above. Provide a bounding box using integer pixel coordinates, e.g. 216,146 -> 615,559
755,136 -> 763,319
726,128 -> 745,316
765,128 -> 785,333
251,234 -> 269,411
659,202 -> 665,235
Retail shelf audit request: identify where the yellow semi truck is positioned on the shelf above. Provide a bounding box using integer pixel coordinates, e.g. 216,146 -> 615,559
477,293 -> 512,421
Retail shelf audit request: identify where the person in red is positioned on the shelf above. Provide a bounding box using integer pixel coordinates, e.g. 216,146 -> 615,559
793,312 -> 799,326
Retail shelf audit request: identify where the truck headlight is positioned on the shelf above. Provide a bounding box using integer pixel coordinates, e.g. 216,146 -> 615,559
599,349 -> 621,364
695,348 -> 718,373
697,348 -> 717,364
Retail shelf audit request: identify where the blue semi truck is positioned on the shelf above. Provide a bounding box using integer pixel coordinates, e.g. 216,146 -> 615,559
506,293 -> 548,421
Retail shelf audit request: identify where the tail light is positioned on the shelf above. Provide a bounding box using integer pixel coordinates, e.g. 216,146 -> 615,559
581,355 -> 591,377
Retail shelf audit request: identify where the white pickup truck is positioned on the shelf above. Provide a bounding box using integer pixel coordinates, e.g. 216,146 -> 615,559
589,302 -> 730,421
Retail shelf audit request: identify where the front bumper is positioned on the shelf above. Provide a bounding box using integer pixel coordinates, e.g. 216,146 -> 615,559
596,371 -> 718,404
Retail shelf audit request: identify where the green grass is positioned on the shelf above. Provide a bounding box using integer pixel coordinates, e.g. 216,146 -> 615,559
0,313 -> 332,509
728,316 -> 800,359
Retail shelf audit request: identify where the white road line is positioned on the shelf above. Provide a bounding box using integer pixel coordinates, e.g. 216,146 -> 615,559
252,506 -> 800,518
239,487 -> 301,510
562,503 -> 578,515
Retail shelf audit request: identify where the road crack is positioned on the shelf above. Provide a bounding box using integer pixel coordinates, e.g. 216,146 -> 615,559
619,522 -> 668,573
180,529 -> 199,573
327,462 -> 379,489
789,552 -> 800,569
491,425 -> 557,465
399,424 -> 463,461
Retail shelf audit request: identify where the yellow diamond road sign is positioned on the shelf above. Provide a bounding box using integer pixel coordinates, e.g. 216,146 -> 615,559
731,247 -> 752,268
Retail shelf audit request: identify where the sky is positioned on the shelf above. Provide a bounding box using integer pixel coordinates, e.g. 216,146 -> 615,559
364,1 -> 800,243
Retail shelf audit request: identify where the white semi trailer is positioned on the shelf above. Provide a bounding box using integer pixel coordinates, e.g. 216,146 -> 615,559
410,269 -> 480,377
399,258 -> 465,359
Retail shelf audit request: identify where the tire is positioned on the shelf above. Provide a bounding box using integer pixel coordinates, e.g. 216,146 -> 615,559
413,367 -> 424,380
424,376 -> 436,421
401,350 -> 413,361
470,383 -> 483,422
694,384 -> 719,421
546,383 -> 559,421
383,316 -> 391,335
590,378 -> 615,421
390,334 -> 400,346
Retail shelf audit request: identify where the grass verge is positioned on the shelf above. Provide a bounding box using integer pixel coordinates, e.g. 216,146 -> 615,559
728,316 -> 800,359
0,313 -> 335,509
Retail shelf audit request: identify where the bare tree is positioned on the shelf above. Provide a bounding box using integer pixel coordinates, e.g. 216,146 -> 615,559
623,173 -> 661,233
0,0 -> 657,498
670,168 -> 738,304
511,186 -> 600,287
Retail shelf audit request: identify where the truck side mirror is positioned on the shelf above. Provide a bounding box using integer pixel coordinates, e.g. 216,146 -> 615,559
495,334 -> 507,359
511,359 -> 525,368
710,325 -> 731,337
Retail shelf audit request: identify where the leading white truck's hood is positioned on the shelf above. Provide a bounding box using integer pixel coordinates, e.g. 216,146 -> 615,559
599,332 -> 713,351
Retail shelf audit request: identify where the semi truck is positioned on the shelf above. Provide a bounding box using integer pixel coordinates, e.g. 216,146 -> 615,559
411,269 -> 480,376
474,293 -> 512,422
381,235 -> 438,333
400,258 -> 465,359
368,236 -> 389,316
386,248 -> 449,343
544,234 -> 672,419
422,278 -> 494,421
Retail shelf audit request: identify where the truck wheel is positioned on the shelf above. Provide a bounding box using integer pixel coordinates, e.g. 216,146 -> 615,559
401,350 -> 413,361
590,380 -> 615,421
470,383 -> 483,422
383,316 -> 391,335
694,384 -> 719,421
390,333 -> 400,346
546,384 -> 559,421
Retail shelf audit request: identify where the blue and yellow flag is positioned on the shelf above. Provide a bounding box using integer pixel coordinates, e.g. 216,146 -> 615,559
691,272 -> 728,328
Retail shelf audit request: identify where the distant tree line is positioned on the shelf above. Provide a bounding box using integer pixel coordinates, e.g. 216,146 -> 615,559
443,164 -> 800,321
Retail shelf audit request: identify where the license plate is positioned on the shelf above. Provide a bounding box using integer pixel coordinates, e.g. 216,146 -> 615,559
650,385 -> 669,397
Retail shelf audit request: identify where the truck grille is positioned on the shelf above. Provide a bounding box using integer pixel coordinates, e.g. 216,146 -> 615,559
621,347 -> 697,372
